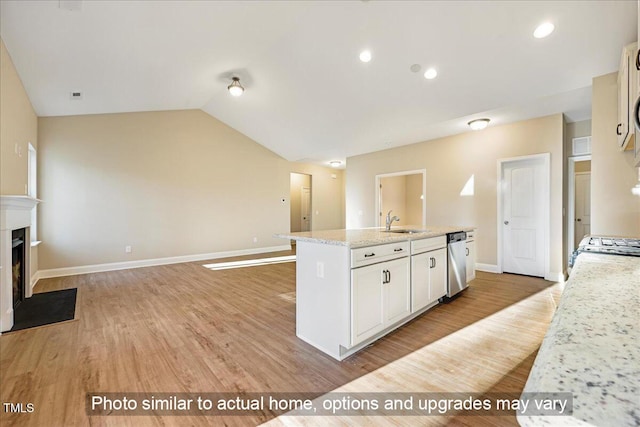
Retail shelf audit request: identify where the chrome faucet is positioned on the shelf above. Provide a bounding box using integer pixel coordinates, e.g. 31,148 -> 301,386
385,210 -> 400,231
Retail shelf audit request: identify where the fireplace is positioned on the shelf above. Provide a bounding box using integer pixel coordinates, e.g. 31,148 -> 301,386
12,228 -> 26,309
1,195 -> 40,333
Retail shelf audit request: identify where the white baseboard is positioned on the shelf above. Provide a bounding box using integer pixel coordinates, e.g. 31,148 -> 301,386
476,263 -> 499,273
31,271 -> 41,290
545,271 -> 566,283
37,245 -> 292,280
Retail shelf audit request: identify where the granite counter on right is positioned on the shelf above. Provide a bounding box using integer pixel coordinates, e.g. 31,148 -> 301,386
518,252 -> 640,427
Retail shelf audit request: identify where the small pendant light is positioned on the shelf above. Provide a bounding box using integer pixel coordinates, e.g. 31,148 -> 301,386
228,77 -> 244,97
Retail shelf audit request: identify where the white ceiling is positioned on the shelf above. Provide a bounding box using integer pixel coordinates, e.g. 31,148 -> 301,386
1,1 -> 637,165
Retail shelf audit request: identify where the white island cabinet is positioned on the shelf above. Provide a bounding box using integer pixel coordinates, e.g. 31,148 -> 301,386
411,236 -> 447,312
275,226 -> 474,360
351,242 -> 410,346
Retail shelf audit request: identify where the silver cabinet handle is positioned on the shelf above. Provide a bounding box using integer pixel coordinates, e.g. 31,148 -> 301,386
382,269 -> 391,284
504,221 -> 509,225
466,248 -> 469,256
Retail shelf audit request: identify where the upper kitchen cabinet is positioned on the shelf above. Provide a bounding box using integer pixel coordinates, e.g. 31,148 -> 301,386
617,42 -> 638,150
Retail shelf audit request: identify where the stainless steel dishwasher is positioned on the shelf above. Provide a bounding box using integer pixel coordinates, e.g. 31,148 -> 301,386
446,231 -> 467,298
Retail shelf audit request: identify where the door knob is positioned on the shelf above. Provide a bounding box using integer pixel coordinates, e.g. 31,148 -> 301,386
504,221 -> 509,225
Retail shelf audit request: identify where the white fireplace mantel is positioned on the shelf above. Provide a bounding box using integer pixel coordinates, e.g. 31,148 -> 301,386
0,195 -> 41,333
1,195 -> 40,231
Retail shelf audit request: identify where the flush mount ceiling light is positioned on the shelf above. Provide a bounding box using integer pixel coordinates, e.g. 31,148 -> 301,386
359,50 -> 372,63
329,160 -> 342,168
423,68 -> 438,79
533,22 -> 555,39
227,77 -> 244,96
468,118 -> 490,130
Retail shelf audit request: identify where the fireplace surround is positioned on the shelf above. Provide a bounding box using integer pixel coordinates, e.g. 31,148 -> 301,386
1,195 -> 39,333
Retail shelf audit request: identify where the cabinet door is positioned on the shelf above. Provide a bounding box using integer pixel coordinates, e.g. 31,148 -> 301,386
351,264 -> 385,345
430,248 -> 447,302
411,252 -> 431,313
384,257 -> 410,325
466,240 -> 476,283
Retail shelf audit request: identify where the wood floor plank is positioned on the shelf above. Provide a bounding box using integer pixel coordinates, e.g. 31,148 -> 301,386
1,251 -> 560,426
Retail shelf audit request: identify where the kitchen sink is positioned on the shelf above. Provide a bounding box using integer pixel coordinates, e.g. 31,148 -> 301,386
385,229 -> 427,234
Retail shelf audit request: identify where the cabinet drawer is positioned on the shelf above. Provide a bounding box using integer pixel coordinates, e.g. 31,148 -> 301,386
351,241 -> 409,268
466,230 -> 476,241
411,236 -> 446,255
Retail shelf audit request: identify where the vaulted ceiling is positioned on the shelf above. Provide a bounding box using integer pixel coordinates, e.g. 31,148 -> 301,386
1,1 -> 637,165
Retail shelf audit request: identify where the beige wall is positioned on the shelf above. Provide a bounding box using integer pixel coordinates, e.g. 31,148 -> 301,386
591,73 -> 640,236
346,114 -> 564,276
1,38 -> 39,279
38,110 -> 292,270
0,39 -> 37,195
290,172 -> 311,232
575,161 -> 591,173
405,173 -> 423,225
381,175 -> 407,226
379,174 -> 423,227
289,163 -> 345,231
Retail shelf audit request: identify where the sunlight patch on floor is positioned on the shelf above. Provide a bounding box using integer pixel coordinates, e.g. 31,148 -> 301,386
203,255 -> 296,271
262,283 -> 561,426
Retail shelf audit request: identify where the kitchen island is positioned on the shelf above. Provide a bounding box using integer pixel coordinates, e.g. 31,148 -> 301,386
275,226 -> 474,360
518,252 -> 640,426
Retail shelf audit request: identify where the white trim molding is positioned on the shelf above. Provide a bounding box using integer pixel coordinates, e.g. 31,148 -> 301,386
545,271 -> 567,283
375,169 -> 427,228
475,263 -> 499,273
37,245 -> 292,280
567,155 -> 591,263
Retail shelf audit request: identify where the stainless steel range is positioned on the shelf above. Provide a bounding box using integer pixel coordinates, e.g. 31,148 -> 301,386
570,236 -> 640,266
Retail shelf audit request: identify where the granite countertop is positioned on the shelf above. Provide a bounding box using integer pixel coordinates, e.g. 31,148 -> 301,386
274,225 -> 474,248
518,253 -> 640,427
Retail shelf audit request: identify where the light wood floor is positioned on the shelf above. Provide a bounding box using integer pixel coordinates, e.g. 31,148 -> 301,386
0,250 -> 561,426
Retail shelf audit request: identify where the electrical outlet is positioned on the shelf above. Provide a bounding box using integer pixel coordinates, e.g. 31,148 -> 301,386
125,245 -> 132,253
253,237 -> 258,243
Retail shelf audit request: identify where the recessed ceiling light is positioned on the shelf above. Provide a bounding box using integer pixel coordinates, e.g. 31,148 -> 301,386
468,118 -> 490,130
410,64 -> 421,73
423,68 -> 438,79
533,22 -> 555,39
329,160 -> 342,168
359,50 -> 372,63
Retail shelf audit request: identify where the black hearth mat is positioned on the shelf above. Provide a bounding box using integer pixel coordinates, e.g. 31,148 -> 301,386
10,288 -> 77,332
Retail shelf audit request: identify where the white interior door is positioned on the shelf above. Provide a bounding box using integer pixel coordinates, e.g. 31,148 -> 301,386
574,172 -> 591,248
301,187 -> 311,232
502,158 -> 546,277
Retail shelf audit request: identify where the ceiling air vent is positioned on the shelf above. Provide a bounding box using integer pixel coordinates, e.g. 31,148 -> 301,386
572,136 -> 591,156
70,91 -> 83,100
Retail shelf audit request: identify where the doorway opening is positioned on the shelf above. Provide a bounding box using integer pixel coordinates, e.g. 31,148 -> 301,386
567,155 -> 591,260
497,153 -> 550,279
290,173 -> 312,238
375,170 -> 426,228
